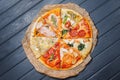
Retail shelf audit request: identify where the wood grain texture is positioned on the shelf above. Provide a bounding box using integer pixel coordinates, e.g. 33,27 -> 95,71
0,0 -> 20,15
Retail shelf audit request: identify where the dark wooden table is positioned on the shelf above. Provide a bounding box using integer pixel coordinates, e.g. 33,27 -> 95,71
0,0 -> 120,80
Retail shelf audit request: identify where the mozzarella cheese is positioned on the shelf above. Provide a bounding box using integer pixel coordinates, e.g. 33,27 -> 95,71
67,18 -> 75,25
30,37 -> 58,58
63,38 -> 92,58
60,48 -> 68,60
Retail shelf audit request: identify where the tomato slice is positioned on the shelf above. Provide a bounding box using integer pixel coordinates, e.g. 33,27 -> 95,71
43,52 -> 49,58
42,42 -> 61,68
65,21 -> 71,28
80,18 -> 90,31
78,30 -> 86,37
83,18 -> 90,29
73,25 -> 79,30
43,47 -> 55,58
49,53 -> 60,67
48,48 -> 55,55
69,29 -> 78,37
54,42 -> 60,48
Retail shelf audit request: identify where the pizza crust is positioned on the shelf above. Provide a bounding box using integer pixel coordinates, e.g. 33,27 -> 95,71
22,3 -> 98,79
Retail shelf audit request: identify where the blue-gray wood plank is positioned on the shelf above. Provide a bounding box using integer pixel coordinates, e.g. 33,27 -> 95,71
0,0 -> 120,80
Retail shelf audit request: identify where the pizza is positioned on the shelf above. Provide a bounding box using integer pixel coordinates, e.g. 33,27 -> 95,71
30,8 -> 93,70
22,3 -> 98,78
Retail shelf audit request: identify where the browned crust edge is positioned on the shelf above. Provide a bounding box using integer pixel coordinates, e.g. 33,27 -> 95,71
22,3 -> 98,79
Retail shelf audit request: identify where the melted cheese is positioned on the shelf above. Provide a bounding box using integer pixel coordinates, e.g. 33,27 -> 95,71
67,18 -> 75,25
80,38 -> 92,58
30,37 -> 58,58
63,38 -> 92,58
61,8 -> 83,25
63,39 -> 74,44
60,48 -> 68,60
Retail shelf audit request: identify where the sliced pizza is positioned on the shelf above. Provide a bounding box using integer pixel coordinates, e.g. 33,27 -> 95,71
61,9 -> 92,39
62,38 -> 93,58
33,17 -> 57,37
28,7 -> 95,71
30,8 -> 93,70
36,38 -> 92,70
60,41 -> 82,69
30,37 -> 58,58
59,38 -> 92,69
41,8 -> 62,37
39,41 -> 61,70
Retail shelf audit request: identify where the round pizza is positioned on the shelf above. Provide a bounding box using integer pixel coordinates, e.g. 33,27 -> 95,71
22,3 -> 98,78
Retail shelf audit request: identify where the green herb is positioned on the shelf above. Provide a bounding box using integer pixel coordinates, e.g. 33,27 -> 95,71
67,43 -> 73,47
51,40 -> 54,43
63,15 -> 68,24
51,15 -> 57,26
49,53 -> 55,61
62,29 -> 68,35
67,11 -> 77,20
78,43 -> 85,51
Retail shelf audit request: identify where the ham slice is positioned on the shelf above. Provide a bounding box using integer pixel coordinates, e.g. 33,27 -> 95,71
38,26 -> 56,37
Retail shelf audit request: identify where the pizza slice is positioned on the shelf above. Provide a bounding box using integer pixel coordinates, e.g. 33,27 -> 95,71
32,17 -> 57,37
61,8 -> 83,26
62,38 -> 93,58
78,18 -> 92,38
30,37 -> 58,58
59,38 -> 92,69
41,8 -> 62,37
60,42 -> 82,69
39,41 -> 61,70
61,9 -> 92,39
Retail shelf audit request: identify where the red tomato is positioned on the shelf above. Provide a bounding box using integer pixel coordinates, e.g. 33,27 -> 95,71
82,18 -> 90,30
65,21 -> 71,28
43,53 -> 49,58
56,63 -> 60,68
79,19 -> 84,26
69,29 -> 78,37
48,48 -> 55,55
55,49 -> 60,58
84,23 -> 89,30
54,42 -> 60,48
78,30 -> 86,37
73,25 -> 79,30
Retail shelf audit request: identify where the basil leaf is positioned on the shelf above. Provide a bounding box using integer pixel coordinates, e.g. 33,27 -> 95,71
49,53 -> 55,61
67,11 -> 76,19
51,15 -> 57,26
63,15 -> 68,24
67,43 -> 73,47
78,43 -> 85,51
62,29 -> 68,35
